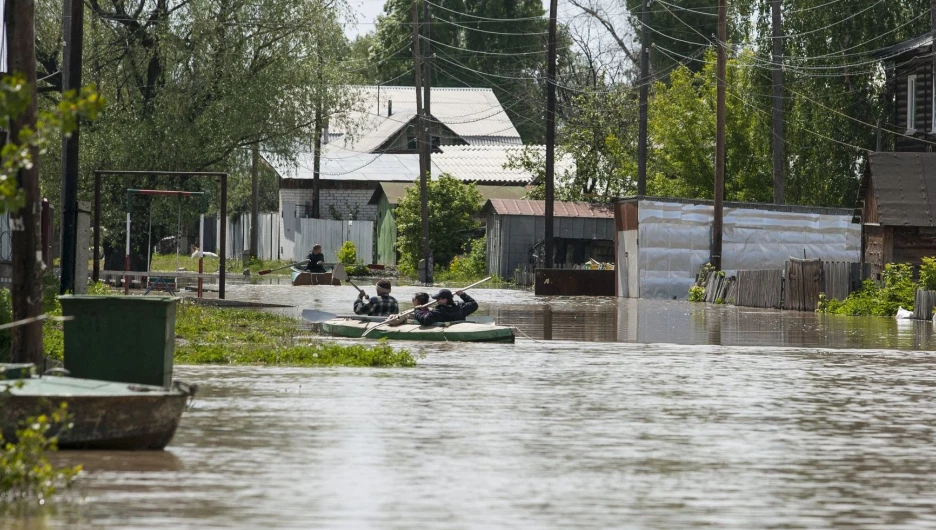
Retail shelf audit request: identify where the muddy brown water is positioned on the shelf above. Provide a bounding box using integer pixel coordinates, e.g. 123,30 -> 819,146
16,284 -> 936,528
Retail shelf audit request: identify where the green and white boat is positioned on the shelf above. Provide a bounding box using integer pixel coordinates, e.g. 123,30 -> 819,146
314,316 -> 515,343
0,363 -> 195,450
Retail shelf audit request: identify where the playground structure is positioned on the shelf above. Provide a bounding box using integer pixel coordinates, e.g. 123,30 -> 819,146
93,170 -> 229,299
125,188 -> 206,297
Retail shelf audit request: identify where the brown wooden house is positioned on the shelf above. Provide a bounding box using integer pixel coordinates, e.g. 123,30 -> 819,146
875,33 -> 936,152
854,152 -> 936,277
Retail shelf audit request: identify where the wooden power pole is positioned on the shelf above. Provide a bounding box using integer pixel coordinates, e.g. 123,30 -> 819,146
59,0 -> 84,293
545,0 -> 558,269
637,0 -> 649,196
712,0 -> 726,270
8,0 -> 44,364
423,0 -> 433,283
250,143 -> 259,257
412,1 -> 430,282
771,0 -> 784,204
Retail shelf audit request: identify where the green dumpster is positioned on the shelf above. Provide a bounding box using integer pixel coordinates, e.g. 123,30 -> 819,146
60,295 -> 178,388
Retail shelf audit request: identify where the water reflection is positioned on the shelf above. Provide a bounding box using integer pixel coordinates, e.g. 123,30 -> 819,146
210,283 -> 936,350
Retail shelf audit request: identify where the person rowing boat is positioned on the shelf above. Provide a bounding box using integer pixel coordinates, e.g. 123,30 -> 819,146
305,244 -> 326,273
414,289 -> 478,325
353,279 -> 399,316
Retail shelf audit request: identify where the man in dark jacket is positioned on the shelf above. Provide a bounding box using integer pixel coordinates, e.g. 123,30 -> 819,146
305,244 -> 326,273
415,289 -> 478,325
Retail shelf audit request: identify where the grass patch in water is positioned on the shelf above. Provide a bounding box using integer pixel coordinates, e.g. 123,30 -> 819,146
148,254 -> 295,275
173,302 -> 416,367
175,341 -> 417,367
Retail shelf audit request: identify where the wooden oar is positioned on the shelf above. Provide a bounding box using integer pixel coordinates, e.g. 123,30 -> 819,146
258,260 -> 308,275
332,263 -> 365,295
361,276 -> 492,337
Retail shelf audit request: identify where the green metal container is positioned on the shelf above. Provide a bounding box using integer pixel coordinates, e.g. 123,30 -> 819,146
60,295 -> 178,388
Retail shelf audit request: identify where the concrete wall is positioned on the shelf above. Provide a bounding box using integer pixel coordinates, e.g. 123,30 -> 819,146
630,199 -> 860,299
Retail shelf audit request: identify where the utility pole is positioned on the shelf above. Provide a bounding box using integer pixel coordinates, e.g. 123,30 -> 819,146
423,0 -> 433,283
312,40 -> 324,219
412,1 -> 430,282
8,0 -> 44,364
712,0 -> 726,270
59,0 -> 84,293
545,0 -> 558,269
771,0 -> 784,204
249,142 -> 259,258
637,0 -> 649,196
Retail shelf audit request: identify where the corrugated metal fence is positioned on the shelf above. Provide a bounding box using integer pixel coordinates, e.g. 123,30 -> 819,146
223,213 -> 281,260
294,218 -> 373,264
220,213 -> 374,265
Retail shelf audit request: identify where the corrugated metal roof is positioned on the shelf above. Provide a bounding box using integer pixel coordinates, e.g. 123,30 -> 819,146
370,182 -> 529,205
268,146 -> 442,182
433,145 -> 574,184
484,199 -> 613,218
327,86 -> 522,152
865,152 -> 936,227
869,33 -> 932,60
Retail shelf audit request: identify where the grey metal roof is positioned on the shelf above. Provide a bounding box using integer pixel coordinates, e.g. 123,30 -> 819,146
269,146 -> 442,182
869,33 -> 932,60
326,86 -> 522,152
369,182 -> 529,205
864,152 -> 936,227
483,199 -> 613,218
433,145 -> 574,184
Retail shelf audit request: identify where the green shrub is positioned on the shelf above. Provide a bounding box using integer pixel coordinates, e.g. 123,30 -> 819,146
921,257 -> 936,291
337,241 -> 357,266
688,285 -> 705,302
344,264 -> 370,276
0,400 -> 82,512
818,263 -> 917,316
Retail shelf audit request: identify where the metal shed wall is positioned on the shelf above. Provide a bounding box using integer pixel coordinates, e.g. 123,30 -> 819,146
636,200 -> 860,299
486,213 -> 615,278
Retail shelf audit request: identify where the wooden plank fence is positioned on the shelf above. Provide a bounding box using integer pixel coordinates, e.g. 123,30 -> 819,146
699,272 -> 733,303
784,258 -> 823,312
734,269 -> 783,309
913,290 -> 936,320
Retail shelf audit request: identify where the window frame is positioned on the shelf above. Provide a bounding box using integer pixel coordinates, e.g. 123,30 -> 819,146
908,73 -> 918,132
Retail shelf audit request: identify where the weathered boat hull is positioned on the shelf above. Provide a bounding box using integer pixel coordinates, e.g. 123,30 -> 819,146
291,266 -> 333,286
0,373 -> 193,450
318,317 -> 515,343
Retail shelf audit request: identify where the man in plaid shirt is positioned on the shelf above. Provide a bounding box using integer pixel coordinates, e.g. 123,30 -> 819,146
353,279 -> 399,316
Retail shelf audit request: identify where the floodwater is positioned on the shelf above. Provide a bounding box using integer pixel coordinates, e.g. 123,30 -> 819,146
14,284 -> 936,529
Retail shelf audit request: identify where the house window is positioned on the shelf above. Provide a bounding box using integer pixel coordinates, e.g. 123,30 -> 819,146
908,74 -> 917,132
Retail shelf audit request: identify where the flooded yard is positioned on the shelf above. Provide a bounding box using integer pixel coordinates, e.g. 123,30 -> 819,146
20,284 -> 936,528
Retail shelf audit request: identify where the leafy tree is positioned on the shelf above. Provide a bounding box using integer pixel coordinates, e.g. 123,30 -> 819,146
647,50 -> 771,202
33,0 -> 358,268
394,175 -> 483,272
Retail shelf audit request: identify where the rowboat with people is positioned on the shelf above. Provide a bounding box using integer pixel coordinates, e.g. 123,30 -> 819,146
302,312 -> 516,343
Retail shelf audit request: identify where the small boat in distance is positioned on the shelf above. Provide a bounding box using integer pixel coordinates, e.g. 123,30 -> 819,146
0,364 -> 195,450
311,315 -> 515,343
291,266 -> 334,286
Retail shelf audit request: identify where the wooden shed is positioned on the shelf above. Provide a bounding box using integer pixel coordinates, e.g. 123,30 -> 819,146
854,152 -> 936,277
483,199 -> 615,278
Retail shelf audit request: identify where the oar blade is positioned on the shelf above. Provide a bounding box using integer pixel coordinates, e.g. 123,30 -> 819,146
333,263 -> 349,282
301,309 -> 339,323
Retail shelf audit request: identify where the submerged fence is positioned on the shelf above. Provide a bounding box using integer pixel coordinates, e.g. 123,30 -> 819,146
720,259 -> 864,311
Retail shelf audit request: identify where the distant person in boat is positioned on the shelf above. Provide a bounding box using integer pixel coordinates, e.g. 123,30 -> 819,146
305,244 -> 326,273
354,279 -> 400,316
415,289 -> 478,325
